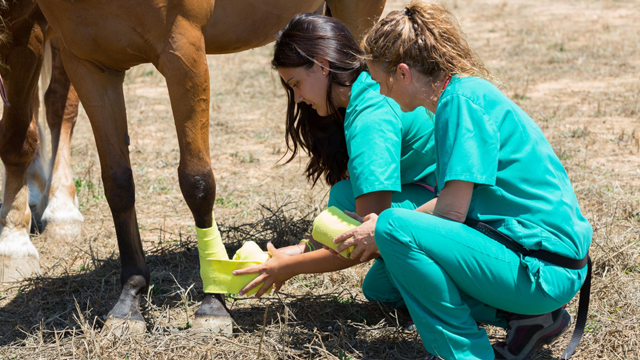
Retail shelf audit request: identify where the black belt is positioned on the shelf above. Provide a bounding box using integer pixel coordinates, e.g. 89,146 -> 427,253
464,219 -> 592,360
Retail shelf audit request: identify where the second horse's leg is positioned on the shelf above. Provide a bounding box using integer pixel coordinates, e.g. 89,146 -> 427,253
37,37 -> 83,242
158,23 -> 231,334
0,17 -> 46,282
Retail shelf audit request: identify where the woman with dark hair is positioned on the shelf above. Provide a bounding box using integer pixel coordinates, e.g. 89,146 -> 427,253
233,13 -> 437,309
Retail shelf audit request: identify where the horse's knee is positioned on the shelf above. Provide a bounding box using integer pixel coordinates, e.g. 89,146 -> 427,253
45,83 -> 77,128
103,167 -> 136,213
374,208 -> 411,254
0,120 -> 39,167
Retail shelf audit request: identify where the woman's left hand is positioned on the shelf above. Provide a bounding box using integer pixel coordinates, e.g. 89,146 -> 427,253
233,242 -> 294,297
333,212 -> 380,262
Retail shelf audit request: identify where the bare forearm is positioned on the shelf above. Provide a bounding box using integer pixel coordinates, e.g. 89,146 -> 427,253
284,248 -> 361,275
415,181 -> 473,222
415,197 -> 437,214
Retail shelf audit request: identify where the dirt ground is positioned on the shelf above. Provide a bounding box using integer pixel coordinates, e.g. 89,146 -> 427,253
1,0 -> 639,358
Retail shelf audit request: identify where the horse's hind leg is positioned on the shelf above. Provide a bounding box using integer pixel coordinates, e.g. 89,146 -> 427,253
36,37 -> 83,242
0,19 -> 45,283
158,24 -> 231,334
60,45 -> 148,334
326,0 -> 387,41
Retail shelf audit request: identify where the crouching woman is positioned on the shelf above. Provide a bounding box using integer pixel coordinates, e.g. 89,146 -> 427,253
334,1 -> 593,359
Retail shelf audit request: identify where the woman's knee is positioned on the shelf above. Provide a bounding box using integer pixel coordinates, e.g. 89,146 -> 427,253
375,208 -> 413,254
328,179 -> 355,211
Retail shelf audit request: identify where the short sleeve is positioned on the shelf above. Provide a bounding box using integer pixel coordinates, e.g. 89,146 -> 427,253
345,98 -> 402,198
435,94 -> 499,189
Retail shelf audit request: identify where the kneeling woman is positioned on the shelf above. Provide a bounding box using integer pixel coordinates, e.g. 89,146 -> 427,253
235,14 -> 438,308
334,1 -> 591,360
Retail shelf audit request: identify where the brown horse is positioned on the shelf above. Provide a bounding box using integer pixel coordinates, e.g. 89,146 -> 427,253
2,0 -> 385,333
0,4 -> 82,282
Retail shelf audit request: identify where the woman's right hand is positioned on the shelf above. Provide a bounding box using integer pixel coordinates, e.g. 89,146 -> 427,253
234,242 -> 296,297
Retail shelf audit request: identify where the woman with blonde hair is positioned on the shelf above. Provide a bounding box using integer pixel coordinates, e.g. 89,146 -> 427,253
330,1 -> 592,359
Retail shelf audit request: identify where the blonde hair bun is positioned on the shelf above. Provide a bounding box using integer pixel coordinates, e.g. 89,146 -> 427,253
362,0 -> 493,82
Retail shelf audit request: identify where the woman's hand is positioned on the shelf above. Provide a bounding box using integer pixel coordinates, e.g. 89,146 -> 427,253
233,242 -> 294,297
333,212 -> 380,262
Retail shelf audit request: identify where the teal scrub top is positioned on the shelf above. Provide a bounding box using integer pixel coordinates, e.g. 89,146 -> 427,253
435,76 -> 592,263
344,71 -> 437,198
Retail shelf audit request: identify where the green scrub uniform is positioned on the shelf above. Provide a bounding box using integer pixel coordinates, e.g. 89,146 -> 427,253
326,71 -> 437,305
374,76 -> 592,360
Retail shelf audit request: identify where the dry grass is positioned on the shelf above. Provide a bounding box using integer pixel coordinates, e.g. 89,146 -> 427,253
1,0 -> 639,358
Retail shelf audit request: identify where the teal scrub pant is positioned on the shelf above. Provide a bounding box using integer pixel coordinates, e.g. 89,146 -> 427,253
328,180 -> 438,306
374,208 -> 582,360
329,181 -> 507,324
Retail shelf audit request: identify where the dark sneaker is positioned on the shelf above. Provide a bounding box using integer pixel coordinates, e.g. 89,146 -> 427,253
405,320 -> 417,331
494,308 -> 572,360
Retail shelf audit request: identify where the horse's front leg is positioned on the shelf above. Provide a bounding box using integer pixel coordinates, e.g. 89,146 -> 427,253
0,18 -> 46,282
36,37 -> 84,242
60,45 -> 148,334
158,24 -> 232,334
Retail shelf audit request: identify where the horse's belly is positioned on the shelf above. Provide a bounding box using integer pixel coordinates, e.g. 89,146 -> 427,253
204,0 -> 324,54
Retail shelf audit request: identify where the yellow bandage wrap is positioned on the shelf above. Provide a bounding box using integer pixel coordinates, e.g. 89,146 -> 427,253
197,217 -> 271,295
311,206 -> 361,259
196,219 -> 229,261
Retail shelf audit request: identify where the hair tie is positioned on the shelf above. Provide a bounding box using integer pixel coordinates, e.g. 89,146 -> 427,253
404,8 -> 414,20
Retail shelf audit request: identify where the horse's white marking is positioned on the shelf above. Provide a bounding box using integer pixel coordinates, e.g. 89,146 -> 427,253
0,226 -> 38,258
0,165 -> 38,258
40,191 -> 84,224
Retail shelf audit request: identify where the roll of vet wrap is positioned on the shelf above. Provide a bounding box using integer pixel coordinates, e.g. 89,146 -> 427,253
198,218 -> 271,295
233,241 -> 269,263
311,206 -> 361,258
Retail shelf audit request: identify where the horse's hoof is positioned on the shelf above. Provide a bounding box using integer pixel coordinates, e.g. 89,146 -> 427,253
192,294 -> 233,335
41,220 -> 83,243
0,255 -> 40,283
192,313 -> 233,334
101,316 -> 146,335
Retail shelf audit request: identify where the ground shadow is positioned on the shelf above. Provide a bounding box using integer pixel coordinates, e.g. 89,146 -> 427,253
0,202 -> 316,345
231,295 -> 427,359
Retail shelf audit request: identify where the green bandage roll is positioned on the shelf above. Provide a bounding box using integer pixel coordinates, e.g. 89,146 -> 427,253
197,215 -> 271,295
312,206 -> 361,258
